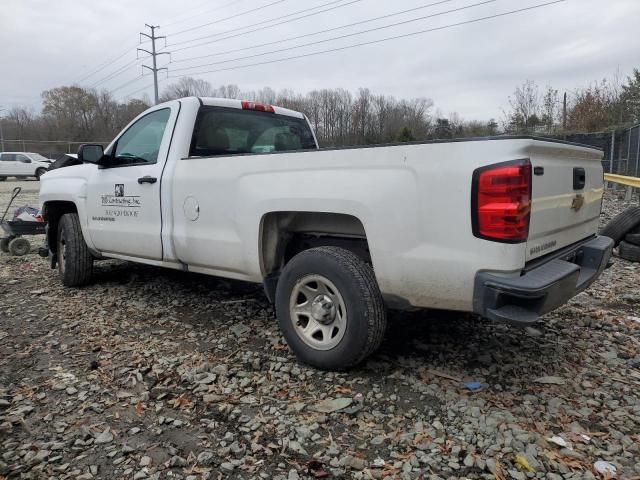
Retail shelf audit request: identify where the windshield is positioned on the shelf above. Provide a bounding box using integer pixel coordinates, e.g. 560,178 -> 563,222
30,153 -> 50,162
190,106 -> 317,157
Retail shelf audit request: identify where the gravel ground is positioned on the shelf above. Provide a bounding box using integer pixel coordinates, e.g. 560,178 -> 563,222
1,186 -> 639,480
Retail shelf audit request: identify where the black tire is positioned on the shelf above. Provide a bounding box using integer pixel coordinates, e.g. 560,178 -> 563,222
57,213 -> 93,286
0,237 -> 11,253
275,246 -> 387,370
8,237 -> 30,256
0,176 -> 6,181
619,241 -> 640,262
625,233 -> 640,246
35,168 -> 47,180
600,207 -> 640,246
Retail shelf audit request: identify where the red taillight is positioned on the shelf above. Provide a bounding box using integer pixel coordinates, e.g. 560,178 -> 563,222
241,100 -> 275,113
472,159 -> 532,243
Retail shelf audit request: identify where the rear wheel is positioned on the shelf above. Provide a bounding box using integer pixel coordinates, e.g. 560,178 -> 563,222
8,237 -> 30,256
275,246 -> 387,370
57,213 -> 93,286
35,168 -> 47,180
0,176 -> 6,181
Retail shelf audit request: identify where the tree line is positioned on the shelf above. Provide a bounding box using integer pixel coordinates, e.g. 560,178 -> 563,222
1,68 -> 639,156
503,70 -> 640,135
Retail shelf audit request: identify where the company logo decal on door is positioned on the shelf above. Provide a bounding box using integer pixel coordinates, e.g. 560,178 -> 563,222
97,184 -> 142,219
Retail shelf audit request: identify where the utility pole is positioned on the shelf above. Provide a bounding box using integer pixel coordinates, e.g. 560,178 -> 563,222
0,107 -> 5,152
562,92 -> 567,133
138,25 -> 169,105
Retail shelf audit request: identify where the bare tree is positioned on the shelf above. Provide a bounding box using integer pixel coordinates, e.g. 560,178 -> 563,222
542,86 -> 559,133
160,77 -> 214,101
504,80 -> 541,134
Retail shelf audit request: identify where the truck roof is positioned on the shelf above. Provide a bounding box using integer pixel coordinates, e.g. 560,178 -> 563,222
198,97 -> 306,120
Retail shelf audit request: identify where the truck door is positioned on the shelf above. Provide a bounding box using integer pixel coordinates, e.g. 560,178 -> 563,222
85,105 -> 178,260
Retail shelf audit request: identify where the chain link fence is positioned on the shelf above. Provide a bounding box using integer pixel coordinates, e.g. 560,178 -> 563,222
2,128 -> 639,168
560,125 -> 640,176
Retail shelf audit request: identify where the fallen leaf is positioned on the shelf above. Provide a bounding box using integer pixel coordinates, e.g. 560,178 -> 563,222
173,393 -> 193,410
493,462 -> 507,480
334,386 -> 352,395
515,455 -> 534,472
135,401 -> 144,417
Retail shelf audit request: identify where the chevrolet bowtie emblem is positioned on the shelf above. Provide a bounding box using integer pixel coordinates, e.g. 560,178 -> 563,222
571,194 -> 585,211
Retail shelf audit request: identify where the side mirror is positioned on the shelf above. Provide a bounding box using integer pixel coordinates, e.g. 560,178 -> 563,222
77,144 -> 104,164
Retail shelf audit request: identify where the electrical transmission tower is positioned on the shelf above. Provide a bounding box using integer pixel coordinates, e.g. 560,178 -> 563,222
138,24 -> 170,105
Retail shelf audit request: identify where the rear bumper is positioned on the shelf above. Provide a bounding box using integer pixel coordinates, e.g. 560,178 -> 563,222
473,235 -> 613,325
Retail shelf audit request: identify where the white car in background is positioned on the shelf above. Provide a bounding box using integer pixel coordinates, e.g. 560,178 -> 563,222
0,152 -> 53,181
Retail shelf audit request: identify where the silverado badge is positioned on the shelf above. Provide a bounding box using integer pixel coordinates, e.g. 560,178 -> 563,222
571,194 -> 585,211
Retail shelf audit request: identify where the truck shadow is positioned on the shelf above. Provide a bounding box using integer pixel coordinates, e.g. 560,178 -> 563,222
91,260 -> 573,386
374,308 -> 573,386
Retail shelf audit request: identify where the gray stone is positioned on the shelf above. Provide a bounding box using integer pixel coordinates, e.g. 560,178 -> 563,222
94,430 -> 113,444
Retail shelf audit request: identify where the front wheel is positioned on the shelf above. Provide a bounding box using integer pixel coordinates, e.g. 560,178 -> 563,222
275,246 -> 387,370
8,237 -> 30,256
35,168 -> 47,180
57,213 -> 93,286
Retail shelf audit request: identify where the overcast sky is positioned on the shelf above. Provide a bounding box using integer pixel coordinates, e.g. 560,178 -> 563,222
1,0 -> 639,121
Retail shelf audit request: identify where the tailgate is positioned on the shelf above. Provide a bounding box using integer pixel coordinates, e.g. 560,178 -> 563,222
526,140 -> 604,262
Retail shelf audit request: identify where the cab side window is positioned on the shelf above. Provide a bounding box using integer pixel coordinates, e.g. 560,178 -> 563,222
1,154 -> 16,161
16,154 -> 31,163
106,108 -> 171,167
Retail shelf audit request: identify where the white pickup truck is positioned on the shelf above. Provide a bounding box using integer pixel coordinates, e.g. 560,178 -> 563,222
39,97 -> 613,369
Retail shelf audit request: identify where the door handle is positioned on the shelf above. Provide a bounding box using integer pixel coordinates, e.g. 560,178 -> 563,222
138,176 -> 157,184
573,167 -> 585,190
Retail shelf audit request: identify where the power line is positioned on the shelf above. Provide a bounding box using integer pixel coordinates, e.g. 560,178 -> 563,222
110,74 -> 150,95
162,0 -> 249,29
170,0 -> 455,64
73,45 -> 138,84
166,0 -> 286,38
122,82 -> 156,100
90,57 -> 143,89
171,0 -> 497,72
169,0 -> 347,48
167,0 -> 567,80
167,0 -> 363,53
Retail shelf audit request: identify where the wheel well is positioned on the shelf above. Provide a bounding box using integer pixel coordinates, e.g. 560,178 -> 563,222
260,212 -> 371,298
42,201 -> 78,253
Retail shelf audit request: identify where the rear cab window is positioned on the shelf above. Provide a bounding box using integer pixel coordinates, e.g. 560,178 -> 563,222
189,106 -> 317,157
